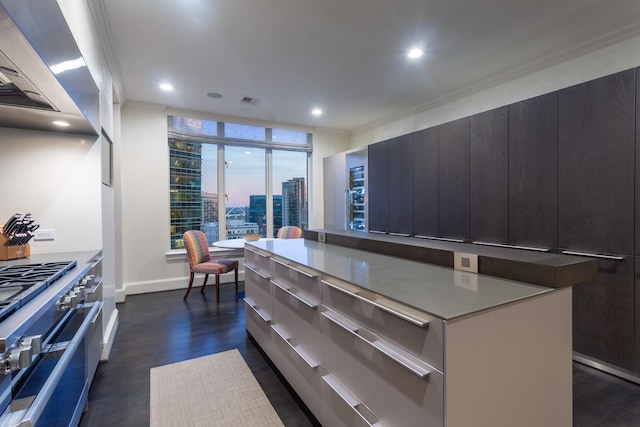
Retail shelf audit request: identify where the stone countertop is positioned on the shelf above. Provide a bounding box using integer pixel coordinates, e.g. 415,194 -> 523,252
247,238 -> 553,321
304,229 -> 598,289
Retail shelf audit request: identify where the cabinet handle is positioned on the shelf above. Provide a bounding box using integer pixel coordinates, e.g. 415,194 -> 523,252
271,324 -> 319,369
368,230 -> 386,234
321,309 -> 430,379
322,280 -> 430,328
415,235 -> 465,243
243,298 -> 271,323
272,258 -> 317,279
472,241 -> 549,252
245,247 -> 269,258
561,251 -> 624,260
243,263 -> 270,280
322,375 -> 381,427
271,280 -> 319,309
389,232 -> 411,237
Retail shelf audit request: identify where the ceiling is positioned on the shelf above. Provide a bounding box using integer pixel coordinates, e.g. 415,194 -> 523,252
97,0 -> 640,132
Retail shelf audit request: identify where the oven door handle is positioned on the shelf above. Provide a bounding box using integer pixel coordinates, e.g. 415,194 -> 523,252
17,302 -> 100,427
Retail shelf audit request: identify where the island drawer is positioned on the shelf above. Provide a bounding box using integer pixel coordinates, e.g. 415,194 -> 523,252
271,257 -> 321,301
322,275 -> 444,371
244,246 -> 270,274
244,264 -> 272,316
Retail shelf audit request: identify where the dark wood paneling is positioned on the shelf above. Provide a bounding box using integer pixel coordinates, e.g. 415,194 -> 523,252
367,140 -> 390,233
636,256 -> 640,373
438,118 -> 470,241
413,128 -> 439,238
573,255 -> 634,371
558,70 -> 635,255
389,134 -> 414,235
470,107 -> 508,243
508,93 -> 558,249
636,68 -> 640,255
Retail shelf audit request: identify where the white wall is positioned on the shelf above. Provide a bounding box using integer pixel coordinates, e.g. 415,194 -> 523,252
351,34 -> 640,148
0,128 -> 101,253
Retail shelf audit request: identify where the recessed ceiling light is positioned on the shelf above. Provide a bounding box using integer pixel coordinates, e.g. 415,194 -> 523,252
52,120 -> 70,127
407,48 -> 424,59
311,108 -> 323,116
159,83 -> 174,91
207,92 -> 223,99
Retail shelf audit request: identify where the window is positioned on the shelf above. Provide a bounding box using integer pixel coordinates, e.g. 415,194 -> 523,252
168,116 -> 311,248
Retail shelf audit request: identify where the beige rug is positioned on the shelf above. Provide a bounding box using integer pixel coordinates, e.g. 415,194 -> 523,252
150,349 -> 284,426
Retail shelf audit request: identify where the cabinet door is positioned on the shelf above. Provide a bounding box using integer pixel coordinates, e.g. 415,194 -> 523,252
508,93 -> 558,249
573,255 -> 634,370
388,134 -> 413,235
413,128 -> 439,238
323,153 -> 346,229
438,118 -> 470,241
558,70 -> 635,255
636,68 -> 640,255
470,107 -> 508,244
368,140 -> 389,233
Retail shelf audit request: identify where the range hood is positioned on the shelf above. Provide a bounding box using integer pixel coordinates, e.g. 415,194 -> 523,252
0,1 -> 98,135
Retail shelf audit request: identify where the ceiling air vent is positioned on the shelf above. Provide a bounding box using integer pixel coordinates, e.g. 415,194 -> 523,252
240,96 -> 260,106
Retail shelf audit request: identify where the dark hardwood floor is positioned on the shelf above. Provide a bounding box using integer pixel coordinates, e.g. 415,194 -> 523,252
79,284 -> 640,427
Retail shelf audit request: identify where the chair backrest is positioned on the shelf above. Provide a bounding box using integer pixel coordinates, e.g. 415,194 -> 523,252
277,226 -> 302,239
183,230 -> 211,266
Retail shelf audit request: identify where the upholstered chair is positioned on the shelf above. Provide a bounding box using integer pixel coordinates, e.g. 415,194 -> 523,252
276,226 -> 302,239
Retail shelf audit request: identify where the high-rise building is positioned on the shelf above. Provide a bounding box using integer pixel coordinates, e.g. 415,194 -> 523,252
282,177 -> 307,230
249,195 -> 283,237
169,139 -> 202,248
202,192 -> 218,223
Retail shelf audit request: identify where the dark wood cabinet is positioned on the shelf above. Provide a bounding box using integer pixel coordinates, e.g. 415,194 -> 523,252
573,255 -> 634,371
470,107 -> 508,244
508,93 -> 558,249
388,134 -> 414,235
413,128 -> 439,238
368,140 -> 389,233
636,68 -> 640,255
558,70 -> 635,255
438,118 -> 470,241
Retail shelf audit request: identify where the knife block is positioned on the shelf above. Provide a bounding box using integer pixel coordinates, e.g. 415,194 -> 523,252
0,231 -> 30,261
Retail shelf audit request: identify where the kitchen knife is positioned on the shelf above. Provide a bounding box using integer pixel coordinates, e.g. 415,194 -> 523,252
2,213 -> 20,235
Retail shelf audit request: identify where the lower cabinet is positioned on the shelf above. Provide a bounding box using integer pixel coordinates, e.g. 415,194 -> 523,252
245,249 -> 572,427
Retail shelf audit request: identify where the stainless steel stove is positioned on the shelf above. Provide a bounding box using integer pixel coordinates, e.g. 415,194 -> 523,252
0,254 -> 103,427
0,262 -> 77,322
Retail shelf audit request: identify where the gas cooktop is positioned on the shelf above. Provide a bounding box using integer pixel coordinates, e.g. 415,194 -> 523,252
0,261 -> 76,321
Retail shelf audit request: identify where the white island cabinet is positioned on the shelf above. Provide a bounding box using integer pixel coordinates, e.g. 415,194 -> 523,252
244,239 -> 572,427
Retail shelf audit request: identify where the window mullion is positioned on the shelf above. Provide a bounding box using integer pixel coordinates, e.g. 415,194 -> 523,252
218,144 -> 226,240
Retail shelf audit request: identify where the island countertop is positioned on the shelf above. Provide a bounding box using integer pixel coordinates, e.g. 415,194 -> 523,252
247,238 -> 553,320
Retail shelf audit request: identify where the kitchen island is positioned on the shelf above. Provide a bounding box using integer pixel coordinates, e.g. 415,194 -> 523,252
244,238 -> 582,427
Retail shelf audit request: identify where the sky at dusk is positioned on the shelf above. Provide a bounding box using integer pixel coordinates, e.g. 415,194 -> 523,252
201,145 -> 307,207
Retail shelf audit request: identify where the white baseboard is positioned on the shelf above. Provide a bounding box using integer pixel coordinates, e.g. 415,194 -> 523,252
117,270 -> 246,302
101,308 -> 119,361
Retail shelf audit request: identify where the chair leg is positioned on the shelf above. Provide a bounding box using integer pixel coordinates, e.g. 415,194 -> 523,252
201,274 -> 209,293
215,274 -> 220,303
183,272 -> 195,299
234,267 -> 239,294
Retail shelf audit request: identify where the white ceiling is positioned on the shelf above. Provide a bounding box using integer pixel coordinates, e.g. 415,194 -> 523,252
97,0 -> 640,132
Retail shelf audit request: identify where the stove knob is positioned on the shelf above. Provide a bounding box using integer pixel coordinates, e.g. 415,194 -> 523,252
23,335 -> 42,356
74,286 -> 86,304
56,296 -> 68,311
6,346 -> 32,372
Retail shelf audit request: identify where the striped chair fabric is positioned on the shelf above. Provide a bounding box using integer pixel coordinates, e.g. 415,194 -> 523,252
276,226 -> 302,239
183,230 -> 239,302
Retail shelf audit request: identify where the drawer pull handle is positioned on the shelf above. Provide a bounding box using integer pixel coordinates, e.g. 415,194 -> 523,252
244,264 -> 271,280
243,298 -> 271,323
389,232 -> 411,237
271,280 -> 318,309
322,280 -> 429,328
561,251 -> 624,261
322,375 -> 381,427
245,247 -> 269,258
271,324 -> 319,369
368,230 -> 386,234
321,309 -> 430,379
472,241 -> 549,252
415,235 -> 465,243
272,258 -> 317,279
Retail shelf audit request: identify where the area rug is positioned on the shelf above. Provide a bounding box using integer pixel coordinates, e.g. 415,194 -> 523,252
150,349 -> 284,426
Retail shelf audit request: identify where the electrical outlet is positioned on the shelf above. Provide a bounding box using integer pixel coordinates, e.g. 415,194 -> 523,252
318,232 -> 326,243
454,252 -> 478,273
34,229 -> 55,241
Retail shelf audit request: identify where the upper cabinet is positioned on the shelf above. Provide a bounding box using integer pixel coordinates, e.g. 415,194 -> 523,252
368,140 -> 390,233
558,70 -> 636,255
508,93 -> 558,249
388,134 -> 414,236
438,118 -> 470,241
413,128 -> 439,238
470,107 -> 508,244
